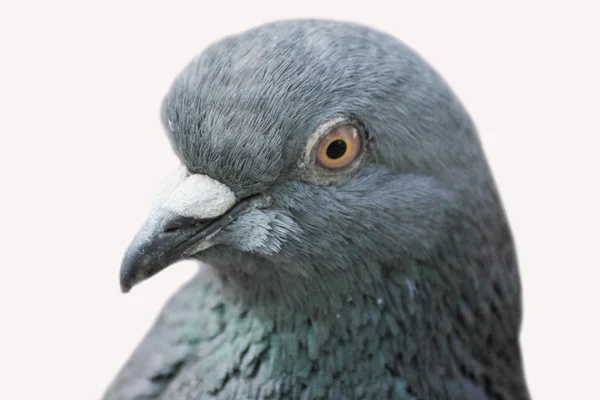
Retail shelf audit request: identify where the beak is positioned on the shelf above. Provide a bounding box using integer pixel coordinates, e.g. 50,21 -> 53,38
119,169 -> 270,293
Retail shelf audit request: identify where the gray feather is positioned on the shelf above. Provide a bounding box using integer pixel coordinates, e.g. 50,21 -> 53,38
106,19 -> 529,400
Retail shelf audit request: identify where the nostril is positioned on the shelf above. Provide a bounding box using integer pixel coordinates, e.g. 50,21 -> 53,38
161,215 -> 205,235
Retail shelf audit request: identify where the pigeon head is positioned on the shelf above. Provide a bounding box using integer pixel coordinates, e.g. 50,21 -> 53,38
117,20 -> 529,399
121,20 -> 520,335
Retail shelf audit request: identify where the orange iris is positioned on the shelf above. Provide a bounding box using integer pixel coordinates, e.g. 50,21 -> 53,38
316,124 -> 361,169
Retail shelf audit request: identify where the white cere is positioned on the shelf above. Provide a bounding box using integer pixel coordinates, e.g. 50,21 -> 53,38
153,165 -> 236,220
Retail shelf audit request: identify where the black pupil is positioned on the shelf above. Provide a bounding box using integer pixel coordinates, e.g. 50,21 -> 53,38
326,140 -> 347,160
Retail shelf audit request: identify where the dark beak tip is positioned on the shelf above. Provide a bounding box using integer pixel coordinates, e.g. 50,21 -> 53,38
119,242 -> 172,294
119,272 -> 133,294
120,280 -> 132,294
119,251 -> 141,294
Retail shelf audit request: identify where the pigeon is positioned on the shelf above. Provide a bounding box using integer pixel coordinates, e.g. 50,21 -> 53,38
105,19 -> 530,400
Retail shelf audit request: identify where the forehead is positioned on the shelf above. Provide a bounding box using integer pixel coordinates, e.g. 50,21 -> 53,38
160,21 -> 449,194
161,22 -> 392,193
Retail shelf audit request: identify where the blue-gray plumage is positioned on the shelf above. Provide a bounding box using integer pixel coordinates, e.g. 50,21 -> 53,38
106,20 -> 530,399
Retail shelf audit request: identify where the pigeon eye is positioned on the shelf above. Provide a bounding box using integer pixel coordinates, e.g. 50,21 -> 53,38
316,124 -> 361,169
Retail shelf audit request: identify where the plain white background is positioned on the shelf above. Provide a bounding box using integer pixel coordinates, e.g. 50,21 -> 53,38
1,1 -> 598,399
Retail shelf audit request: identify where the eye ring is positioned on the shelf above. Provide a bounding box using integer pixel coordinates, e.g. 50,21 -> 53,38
316,124 -> 362,169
